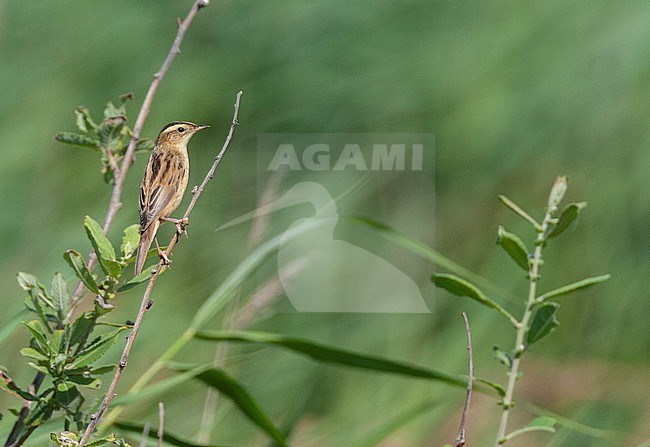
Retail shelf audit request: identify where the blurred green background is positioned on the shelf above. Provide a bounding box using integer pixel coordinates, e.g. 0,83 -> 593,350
1,1 -> 649,445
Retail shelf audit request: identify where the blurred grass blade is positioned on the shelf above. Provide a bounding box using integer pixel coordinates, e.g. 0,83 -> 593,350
0,309 -> 29,346
496,226 -> 530,271
503,416 -> 556,442
348,216 -> 505,298
189,367 -> 288,447
195,330 -> 464,387
191,218 -> 328,330
346,399 -> 442,447
112,364 -> 212,406
498,195 -> 542,230
537,274 -> 610,302
432,273 -> 518,326
114,421 -> 230,447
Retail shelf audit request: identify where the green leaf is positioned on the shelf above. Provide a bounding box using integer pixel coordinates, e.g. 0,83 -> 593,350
53,132 -> 99,150
548,202 -> 587,238
191,367 -> 288,446
20,347 -> 49,362
498,195 -> 542,231
22,320 -> 51,354
195,330 -> 464,387
104,100 -> 126,119
526,302 -> 560,345
50,273 -> 69,320
537,274 -> 610,302
84,216 -> 121,277
496,226 -> 530,271
502,416 -> 556,442
493,346 -> 512,369
120,224 -> 140,259
348,216 -> 505,297
27,362 -> 49,374
135,138 -> 155,152
116,266 -> 157,292
432,273 -> 518,326
64,250 -> 99,294
54,382 -> 80,406
475,377 -> 506,397
114,421 -> 230,447
70,327 -> 127,368
68,312 -> 95,347
75,106 -> 98,131
191,218 -> 330,330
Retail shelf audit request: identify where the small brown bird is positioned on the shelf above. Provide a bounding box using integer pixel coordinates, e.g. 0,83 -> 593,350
134,121 -> 209,275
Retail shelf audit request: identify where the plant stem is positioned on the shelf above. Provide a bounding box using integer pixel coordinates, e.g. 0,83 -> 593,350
494,205 -> 556,446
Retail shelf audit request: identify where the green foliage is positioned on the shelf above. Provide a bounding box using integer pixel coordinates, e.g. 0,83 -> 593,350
53,96 -> 154,183
431,273 -> 518,326
547,202 -> 587,239
195,330 -> 465,386
526,302 -> 560,345
496,225 -> 530,271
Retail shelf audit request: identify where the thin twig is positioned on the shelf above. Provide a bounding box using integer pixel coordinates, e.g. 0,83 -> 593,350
157,402 -> 164,447
78,91 -> 242,445
455,312 -> 473,447
66,0 -> 207,320
139,423 -> 150,447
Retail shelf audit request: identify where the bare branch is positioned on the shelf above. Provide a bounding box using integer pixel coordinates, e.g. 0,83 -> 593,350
455,312 -> 473,447
78,91 -> 242,445
157,402 -> 165,447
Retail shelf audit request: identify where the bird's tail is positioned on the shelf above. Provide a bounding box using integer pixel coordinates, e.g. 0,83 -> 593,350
134,221 -> 159,276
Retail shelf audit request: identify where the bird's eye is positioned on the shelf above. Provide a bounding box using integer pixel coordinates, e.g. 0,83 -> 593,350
177,127 -> 185,133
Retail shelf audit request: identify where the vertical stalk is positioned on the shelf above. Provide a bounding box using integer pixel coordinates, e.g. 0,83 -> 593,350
494,177 -> 566,445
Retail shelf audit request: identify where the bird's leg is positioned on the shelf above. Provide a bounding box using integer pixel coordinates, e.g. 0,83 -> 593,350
155,237 -> 172,266
162,216 -> 189,235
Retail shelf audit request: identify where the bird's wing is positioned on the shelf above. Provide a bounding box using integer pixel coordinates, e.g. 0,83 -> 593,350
139,183 -> 178,232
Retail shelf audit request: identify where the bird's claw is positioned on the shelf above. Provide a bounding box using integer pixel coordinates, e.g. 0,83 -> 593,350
157,245 -> 172,267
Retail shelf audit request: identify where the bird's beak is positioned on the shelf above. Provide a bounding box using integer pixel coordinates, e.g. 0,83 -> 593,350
194,124 -> 210,132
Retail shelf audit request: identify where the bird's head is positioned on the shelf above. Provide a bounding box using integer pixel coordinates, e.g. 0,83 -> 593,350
156,121 -> 209,146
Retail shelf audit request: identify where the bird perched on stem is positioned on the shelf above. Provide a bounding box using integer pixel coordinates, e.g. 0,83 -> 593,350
135,121 -> 209,275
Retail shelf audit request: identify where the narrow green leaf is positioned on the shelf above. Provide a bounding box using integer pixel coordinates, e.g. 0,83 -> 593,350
116,266 -> 157,292
63,250 -> 99,294
114,421 -> 230,447
493,346 -> 512,369
496,226 -> 530,271
54,382 -> 80,406
191,218 -> 329,330
432,273 -> 518,326
75,106 -> 98,131
53,132 -> 99,150
548,202 -> 587,238
84,216 -> 121,277
20,347 -> 48,362
475,377 -> 505,397
537,274 -> 610,302
502,416 -> 556,442
498,195 -> 542,230
50,273 -> 69,320
0,371 -> 38,401
348,216 -> 505,298
526,302 -> 560,345
113,364 -> 212,406
71,327 -> 127,368
85,434 -> 118,447
68,312 -> 95,347
120,224 -> 140,259
195,330 -> 464,387
27,362 -> 49,374
22,320 -> 51,354
191,367 -> 288,446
